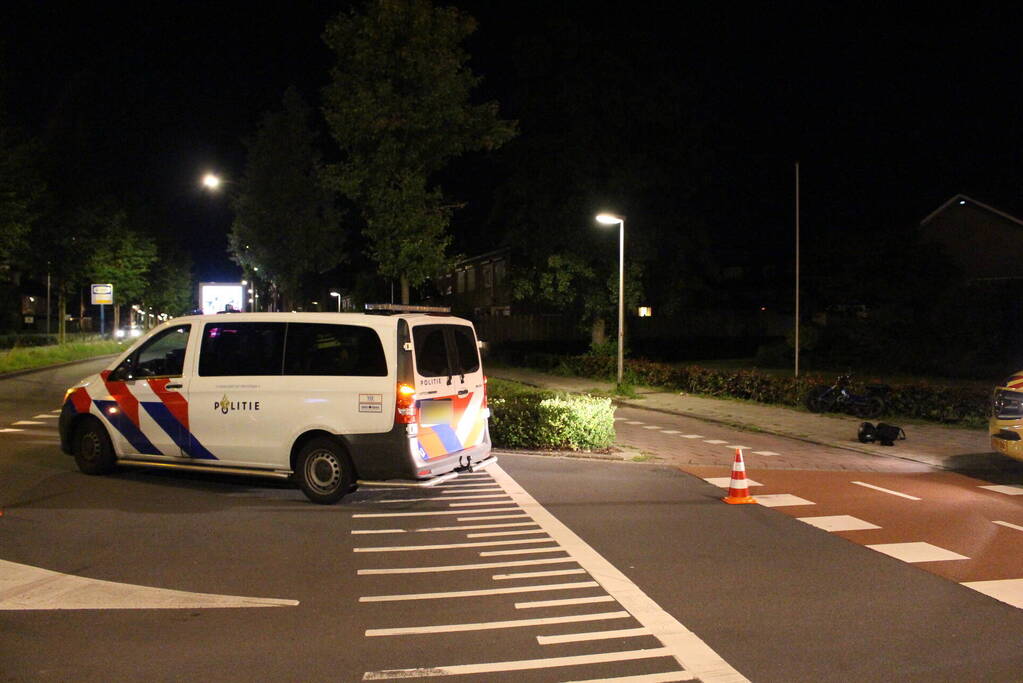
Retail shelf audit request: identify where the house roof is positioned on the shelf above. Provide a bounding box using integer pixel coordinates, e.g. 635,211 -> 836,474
920,194 -> 1023,229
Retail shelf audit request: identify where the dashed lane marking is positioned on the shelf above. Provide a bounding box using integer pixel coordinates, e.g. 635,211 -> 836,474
359,580 -> 600,602
866,542 -> 969,563
361,647 -> 678,680
11,421 -> 45,426
0,429 -> 24,433
679,434 -> 703,439
365,611 -> 633,637
358,557 -> 576,575
961,578 -> 1023,609
537,627 -> 653,645
703,439 -> 727,445
643,426 -> 663,430
797,515 -> 881,532
0,559 -> 298,610
625,421 -> 645,425
979,485 -> 1023,496
755,494 -> 815,507
994,520 -> 1023,532
32,415 -> 58,419
516,595 -> 617,609
852,481 -> 921,500
725,445 -> 753,450
662,430 -> 681,434
752,451 -> 780,456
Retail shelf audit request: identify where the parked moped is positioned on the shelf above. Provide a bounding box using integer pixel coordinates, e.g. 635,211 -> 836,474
804,374 -> 889,419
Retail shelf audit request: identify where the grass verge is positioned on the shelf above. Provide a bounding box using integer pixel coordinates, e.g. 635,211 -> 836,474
0,340 -> 124,375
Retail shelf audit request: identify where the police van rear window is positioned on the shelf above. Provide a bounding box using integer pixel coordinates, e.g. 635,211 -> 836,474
199,322 -> 387,377
412,324 -> 480,377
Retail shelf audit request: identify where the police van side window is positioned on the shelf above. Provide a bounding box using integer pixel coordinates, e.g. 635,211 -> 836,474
199,323 -> 285,376
112,325 -> 191,380
283,323 -> 387,376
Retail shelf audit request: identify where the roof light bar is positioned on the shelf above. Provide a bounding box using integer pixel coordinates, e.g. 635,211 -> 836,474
364,303 -> 451,313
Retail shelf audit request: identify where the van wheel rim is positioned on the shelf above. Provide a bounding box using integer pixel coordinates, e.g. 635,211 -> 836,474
81,432 -> 100,462
306,450 -> 342,493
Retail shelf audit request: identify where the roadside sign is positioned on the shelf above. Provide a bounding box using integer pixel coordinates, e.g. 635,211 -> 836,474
91,284 -> 113,305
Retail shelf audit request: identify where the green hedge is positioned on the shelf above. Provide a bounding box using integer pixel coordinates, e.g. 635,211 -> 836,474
556,355 -> 992,426
488,380 -> 615,451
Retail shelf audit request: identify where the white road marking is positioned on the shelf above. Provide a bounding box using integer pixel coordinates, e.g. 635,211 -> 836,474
352,522 -> 537,535
662,430 -> 681,434
440,487 -> 501,493
488,464 -> 748,683
979,485 -> 1023,496
354,538 -> 555,552
457,513 -> 530,521
851,481 -> 921,500
797,515 -> 881,532
565,672 -> 695,683
752,451 -> 780,456
466,530 -> 549,538
537,626 -> 652,645
359,580 -> 599,602
679,434 -> 703,439
703,439 -> 727,444
703,478 -> 763,488
625,421 -> 645,425
724,445 -> 752,450
376,493 -> 508,503
480,547 -> 567,556
961,578 -> 1023,609
994,520 -> 1023,532
362,647 -> 676,679
0,559 -> 298,610
353,507 -> 519,518
449,500 -> 515,507
0,428 -> 25,433
492,568 -> 586,580
643,425 -> 663,430
516,595 -> 616,609
32,414 -> 58,419
755,494 -> 815,507
11,421 -> 44,426
357,557 -> 577,575
437,482 -> 500,488
866,542 -> 969,563
364,611 -> 630,637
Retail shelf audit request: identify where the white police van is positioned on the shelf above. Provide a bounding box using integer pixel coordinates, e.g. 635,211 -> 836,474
59,306 -> 494,504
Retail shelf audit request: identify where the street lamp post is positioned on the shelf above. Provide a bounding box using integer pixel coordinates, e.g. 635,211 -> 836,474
595,213 -> 625,386
330,291 -> 341,312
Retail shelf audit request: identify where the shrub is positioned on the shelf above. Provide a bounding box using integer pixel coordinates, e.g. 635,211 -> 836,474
488,381 -> 615,451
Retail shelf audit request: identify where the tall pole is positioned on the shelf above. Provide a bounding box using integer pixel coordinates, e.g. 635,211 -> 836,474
617,219 -> 625,386
795,162 -> 800,378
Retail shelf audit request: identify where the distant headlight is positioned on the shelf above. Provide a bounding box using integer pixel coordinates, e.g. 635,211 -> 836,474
129,328 -> 142,338
115,329 -> 126,339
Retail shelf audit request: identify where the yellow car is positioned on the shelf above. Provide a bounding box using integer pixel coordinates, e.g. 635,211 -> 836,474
990,371 -> 1023,462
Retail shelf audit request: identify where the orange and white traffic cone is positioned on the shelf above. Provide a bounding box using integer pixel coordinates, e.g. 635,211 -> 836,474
722,448 -> 757,505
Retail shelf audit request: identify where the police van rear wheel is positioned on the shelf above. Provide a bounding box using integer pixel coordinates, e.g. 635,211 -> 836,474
73,419 -> 117,475
297,437 -> 354,505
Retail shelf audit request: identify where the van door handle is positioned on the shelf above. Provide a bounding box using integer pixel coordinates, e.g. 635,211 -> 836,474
166,384 -> 183,390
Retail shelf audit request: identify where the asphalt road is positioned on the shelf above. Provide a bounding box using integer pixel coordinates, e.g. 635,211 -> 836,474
3,361 -> 1023,681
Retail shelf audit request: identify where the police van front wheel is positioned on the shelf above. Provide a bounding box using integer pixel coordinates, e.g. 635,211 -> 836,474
296,437 -> 354,505
73,419 -> 117,475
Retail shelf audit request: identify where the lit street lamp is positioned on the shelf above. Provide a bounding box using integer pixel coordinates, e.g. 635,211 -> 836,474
330,291 -> 341,312
595,213 -> 625,386
201,172 -> 222,191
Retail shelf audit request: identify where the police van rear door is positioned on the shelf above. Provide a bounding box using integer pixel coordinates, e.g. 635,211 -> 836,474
409,319 -> 487,461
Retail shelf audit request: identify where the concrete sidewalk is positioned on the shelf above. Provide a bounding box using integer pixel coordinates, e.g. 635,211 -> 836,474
489,366 -> 999,472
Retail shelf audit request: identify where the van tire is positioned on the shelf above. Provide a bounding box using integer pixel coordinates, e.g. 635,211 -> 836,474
74,419 -> 117,475
296,437 -> 354,505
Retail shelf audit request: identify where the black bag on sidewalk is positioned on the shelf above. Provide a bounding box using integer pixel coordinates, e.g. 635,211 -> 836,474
859,422 -> 907,446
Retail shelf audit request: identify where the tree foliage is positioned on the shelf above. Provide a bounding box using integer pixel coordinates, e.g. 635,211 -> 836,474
229,87 -> 345,311
322,0 -> 516,303
85,208 -> 157,306
0,126 -> 42,266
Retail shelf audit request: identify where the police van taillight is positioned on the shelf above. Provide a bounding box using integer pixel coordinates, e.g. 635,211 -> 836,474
395,382 -> 417,424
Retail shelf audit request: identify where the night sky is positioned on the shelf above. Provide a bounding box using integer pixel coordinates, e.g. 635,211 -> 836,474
4,2 -> 1022,281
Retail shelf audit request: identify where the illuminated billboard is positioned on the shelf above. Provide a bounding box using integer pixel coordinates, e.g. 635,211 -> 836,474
199,282 -> 245,315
